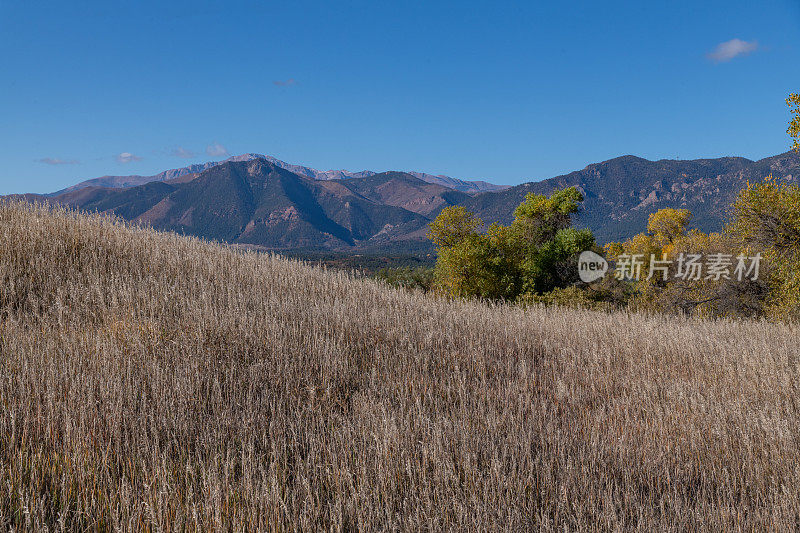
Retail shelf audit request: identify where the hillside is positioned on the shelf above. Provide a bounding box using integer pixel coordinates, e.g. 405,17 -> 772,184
464,151 -> 800,243
1,200 -> 798,530
50,160 -> 434,249
334,171 -> 472,217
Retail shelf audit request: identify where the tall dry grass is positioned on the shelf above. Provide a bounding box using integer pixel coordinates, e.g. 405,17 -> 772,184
0,200 -> 799,530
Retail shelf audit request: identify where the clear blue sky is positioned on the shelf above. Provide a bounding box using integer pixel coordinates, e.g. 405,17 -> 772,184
2,0 -> 799,194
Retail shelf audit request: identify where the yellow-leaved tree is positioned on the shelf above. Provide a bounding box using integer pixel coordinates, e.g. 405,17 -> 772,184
728,176 -> 800,320
604,207 -> 767,317
788,93 -> 800,153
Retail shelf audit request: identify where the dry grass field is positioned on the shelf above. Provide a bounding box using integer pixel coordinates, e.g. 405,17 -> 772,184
1,200 -> 799,531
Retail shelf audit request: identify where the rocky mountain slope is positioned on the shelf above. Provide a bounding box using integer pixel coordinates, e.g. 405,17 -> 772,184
463,151 -> 800,243
42,160 -> 471,249
19,151 -> 800,250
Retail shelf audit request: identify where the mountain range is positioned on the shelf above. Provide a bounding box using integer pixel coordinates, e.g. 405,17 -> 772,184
34,161 -> 469,250
55,154 -> 507,195
463,150 -> 800,242
14,150 -> 800,250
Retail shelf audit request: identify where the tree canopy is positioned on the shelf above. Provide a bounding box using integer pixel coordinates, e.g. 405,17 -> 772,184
427,187 -> 594,301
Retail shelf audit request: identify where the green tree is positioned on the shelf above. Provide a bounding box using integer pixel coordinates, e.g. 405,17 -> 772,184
427,187 -> 594,300
433,231 -> 518,299
427,205 -> 483,248
427,207 -> 510,299
507,188 -> 594,294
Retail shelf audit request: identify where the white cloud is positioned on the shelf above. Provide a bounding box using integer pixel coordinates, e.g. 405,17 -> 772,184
206,142 -> 229,158
116,152 -> 143,164
170,146 -> 196,158
707,39 -> 759,63
37,157 -> 79,165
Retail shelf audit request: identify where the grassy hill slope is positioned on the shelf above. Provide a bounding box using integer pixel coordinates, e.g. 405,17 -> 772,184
0,200 -> 798,530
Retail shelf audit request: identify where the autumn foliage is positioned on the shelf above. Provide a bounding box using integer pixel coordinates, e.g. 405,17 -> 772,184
427,187 -> 594,300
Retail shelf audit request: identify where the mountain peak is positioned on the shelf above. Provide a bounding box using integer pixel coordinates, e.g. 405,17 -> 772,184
56,154 -> 507,196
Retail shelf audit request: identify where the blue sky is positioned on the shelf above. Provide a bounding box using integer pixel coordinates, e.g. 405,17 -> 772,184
2,0 -> 799,194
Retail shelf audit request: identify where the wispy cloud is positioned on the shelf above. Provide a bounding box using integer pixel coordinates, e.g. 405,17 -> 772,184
273,78 -> 297,87
206,142 -> 229,158
170,146 -> 196,158
37,157 -> 79,165
707,39 -> 759,63
116,152 -> 143,164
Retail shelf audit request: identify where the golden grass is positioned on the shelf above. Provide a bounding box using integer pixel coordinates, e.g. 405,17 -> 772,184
0,200 -> 799,530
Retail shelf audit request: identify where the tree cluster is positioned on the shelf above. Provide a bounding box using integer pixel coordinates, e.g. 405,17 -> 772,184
427,187 -> 594,301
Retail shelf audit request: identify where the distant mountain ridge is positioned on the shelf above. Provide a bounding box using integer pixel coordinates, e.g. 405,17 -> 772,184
16,150 -> 800,250
55,153 -> 508,195
38,161 -> 472,250
462,151 -> 800,243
